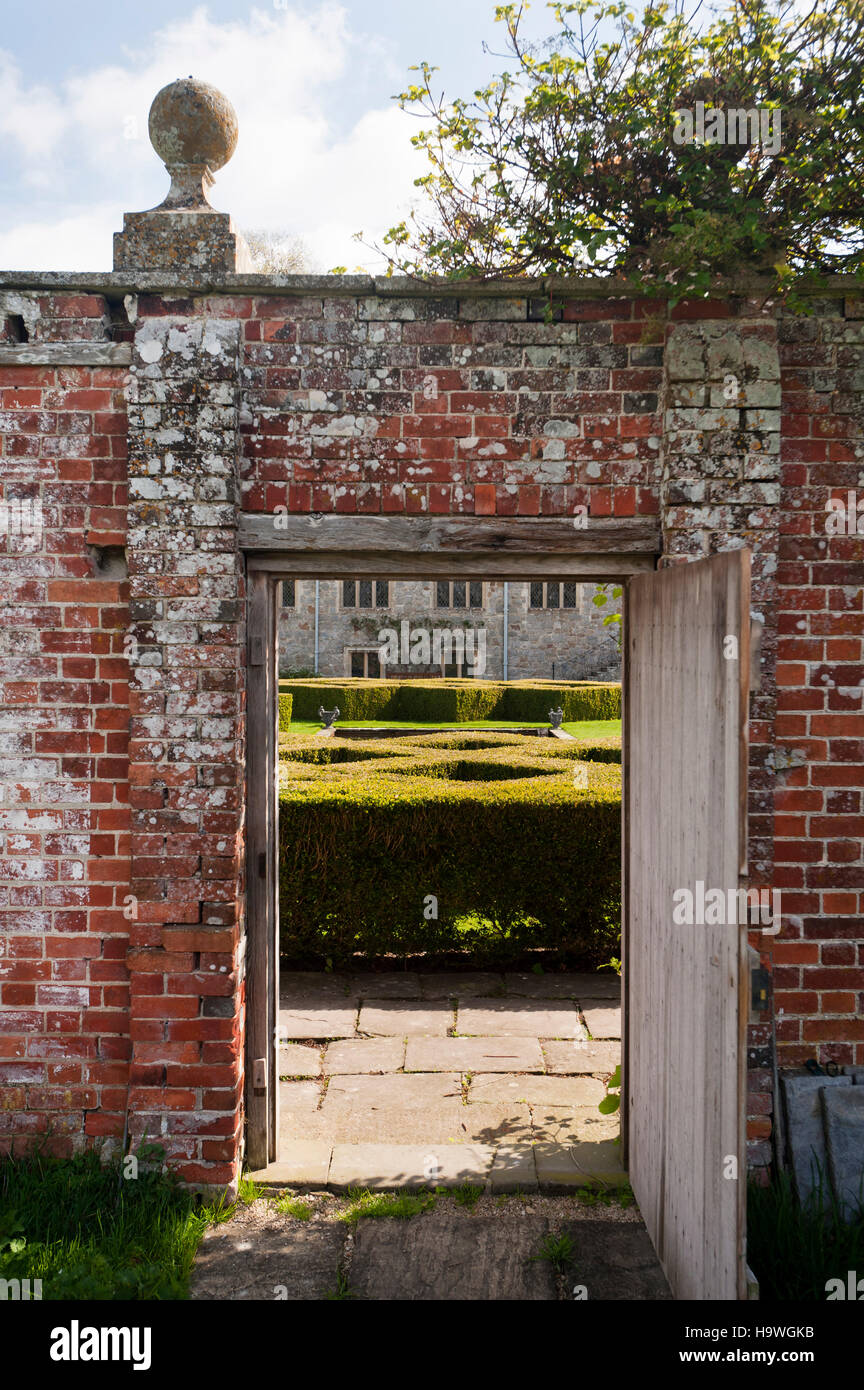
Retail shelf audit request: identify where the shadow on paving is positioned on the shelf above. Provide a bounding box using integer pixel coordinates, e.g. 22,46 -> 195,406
190,1194 -> 671,1301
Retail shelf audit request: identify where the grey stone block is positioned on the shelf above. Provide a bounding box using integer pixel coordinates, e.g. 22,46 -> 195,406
781,1073 -> 851,1207
349,1213 -> 556,1300
822,1086 -> 864,1219
561,1220 -> 672,1300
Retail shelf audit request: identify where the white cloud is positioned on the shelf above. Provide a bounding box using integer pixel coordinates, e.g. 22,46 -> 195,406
0,4 -> 425,271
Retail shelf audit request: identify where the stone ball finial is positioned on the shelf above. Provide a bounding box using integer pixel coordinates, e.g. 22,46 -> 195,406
148,78 -> 238,210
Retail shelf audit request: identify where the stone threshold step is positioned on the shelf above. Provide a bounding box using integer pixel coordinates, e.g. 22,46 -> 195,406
248,1139 -> 627,1193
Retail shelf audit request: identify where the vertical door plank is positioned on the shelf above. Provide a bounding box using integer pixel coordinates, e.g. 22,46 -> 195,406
626,551 -> 750,1300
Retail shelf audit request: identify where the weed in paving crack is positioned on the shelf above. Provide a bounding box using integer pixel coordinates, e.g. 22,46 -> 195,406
338,1188 -> 438,1226
325,1270 -> 356,1300
274,1193 -> 313,1220
531,1231 -> 577,1272
452,1183 -> 483,1210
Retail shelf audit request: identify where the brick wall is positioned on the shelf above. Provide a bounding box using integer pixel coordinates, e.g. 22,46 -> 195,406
1,277 -> 861,1191
773,296 -> 864,1072
0,293 -> 131,1159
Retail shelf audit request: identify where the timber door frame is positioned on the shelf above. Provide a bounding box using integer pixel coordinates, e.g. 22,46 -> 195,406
241,513 -> 659,1172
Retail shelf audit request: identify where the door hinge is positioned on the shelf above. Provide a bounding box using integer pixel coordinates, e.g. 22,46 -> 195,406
750,965 -> 771,1016
252,1057 -> 267,1092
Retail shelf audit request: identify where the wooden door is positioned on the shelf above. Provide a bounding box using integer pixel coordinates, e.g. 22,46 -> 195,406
623,550 -> 751,1300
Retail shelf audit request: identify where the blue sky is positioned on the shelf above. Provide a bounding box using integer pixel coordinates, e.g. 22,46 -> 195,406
0,0 -> 554,271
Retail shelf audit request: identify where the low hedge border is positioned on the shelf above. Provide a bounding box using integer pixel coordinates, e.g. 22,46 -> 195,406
278,731 -> 621,966
281,677 -> 621,724
279,729 -> 622,768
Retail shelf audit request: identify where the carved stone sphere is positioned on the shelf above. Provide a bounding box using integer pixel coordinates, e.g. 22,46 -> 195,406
148,78 -> 238,172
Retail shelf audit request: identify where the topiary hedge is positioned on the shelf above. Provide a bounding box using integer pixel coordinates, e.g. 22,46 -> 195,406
281,677 -> 621,724
278,731 -> 621,966
277,692 -> 293,732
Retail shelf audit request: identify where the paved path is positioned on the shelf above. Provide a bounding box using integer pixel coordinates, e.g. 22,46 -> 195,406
251,970 -> 625,1192
190,1190 -> 671,1301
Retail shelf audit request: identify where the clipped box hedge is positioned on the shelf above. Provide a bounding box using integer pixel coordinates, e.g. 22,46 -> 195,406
278,731 -> 621,966
281,677 -> 621,724
277,692 -> 293,732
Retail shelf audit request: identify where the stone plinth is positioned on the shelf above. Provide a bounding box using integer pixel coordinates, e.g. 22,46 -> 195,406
114,210 -> 252,274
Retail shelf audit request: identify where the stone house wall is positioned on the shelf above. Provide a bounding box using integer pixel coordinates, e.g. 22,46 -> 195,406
277,578 -> 621,681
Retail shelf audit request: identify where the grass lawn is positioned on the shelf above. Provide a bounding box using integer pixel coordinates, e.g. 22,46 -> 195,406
286,718 -> 622,739
0,1151 -> 243,1300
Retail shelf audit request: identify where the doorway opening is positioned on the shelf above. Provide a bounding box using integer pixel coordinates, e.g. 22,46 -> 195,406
242,515 -> 750,1299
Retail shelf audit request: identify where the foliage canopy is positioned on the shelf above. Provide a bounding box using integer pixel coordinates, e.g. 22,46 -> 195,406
381,0 -> 864,301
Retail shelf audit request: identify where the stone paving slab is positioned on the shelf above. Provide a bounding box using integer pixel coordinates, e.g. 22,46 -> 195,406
249,1141 -> 332,1187
457,999 -> 586,1038
542,1039 -> 621,1075
419,972 -> 505,998
359,1001 -> 453,1036
279,1001 -> 358,1040
323,1037 -> 405,1074
504,972 -> 621,1000
533,1139 -> 627,1189
350,973 -> 423,998
489,1145 -> 539,1192
405,1035 -> 544,1073
324,1073 -> 462,1109
463,1106 -> 533,1145
561,1220 -> 672,1300
580,1003 -> 622,1040
349,1213 -> 557,1300
278,1043 -> 323,1077
469,1073 -> 605,1107
280,1080 -> 322,1112
530,1109 -> 619,1145
328,1143 -> 496,1189
458,1006 -> 586,1039
280,972 -> 355,1001
290,1103 -> 477,1146
190,1206 -> 344,1300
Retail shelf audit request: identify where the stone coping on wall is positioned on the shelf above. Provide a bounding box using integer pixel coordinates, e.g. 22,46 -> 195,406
0,269 -> 861,300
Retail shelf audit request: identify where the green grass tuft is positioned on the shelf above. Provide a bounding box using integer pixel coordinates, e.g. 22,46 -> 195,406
0,1151 -> 227,1300
747,1170 -> 864,1301
338,1188 -> 438,1225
